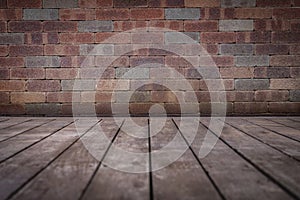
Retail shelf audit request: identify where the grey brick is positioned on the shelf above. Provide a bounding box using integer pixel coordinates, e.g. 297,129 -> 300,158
220,44 -> 253,55
164,32 -> 199,44
23,9 -> 58,20
80,44 -> 114,56
235,79 -> 269,91
61,80 -> 96,91
78,21 -> 113,32
26,56 -> 60,67
219,20 -> 253,31
43,0 -> 78,8
25,103 -> 61,116
0,33 -> 24,44
235,56 -> 269,67
116,68 -> 149,79
267,67 -> 290,78
290,90 -> 300,102
115,91 -> 151,103
221,0 -> 256,7
165,8 -> 200,20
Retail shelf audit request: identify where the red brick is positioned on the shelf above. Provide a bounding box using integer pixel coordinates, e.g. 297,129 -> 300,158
291,20 -> 300,31
291,68 -> 300,78
59,9 -> 96,20
212,56 -> 234,67
255,19 -> 290,31
199,79 -> 234,91
234,102 -> 268,114
290,45 -> 300,55
47,92 -> 73,102
0,57 -> 24,68
95,32 -> 130,43
114,0 -> 147,7
220,67 -> 254,79
130,8 -> 164,20
96,80 -> 129,91
0,45 -> 8,56
8,0 -> 41,8
79,0 -> 113,7
113,21 -> 147,31
0,9 -> 22,20
269,103 -> 300,113
235,8 -> 272,19
0,0 -> 7,8
0,80 -> 25,91
61,56 -> 95,67
0,92 -> 9,103
151,91 -> 178,103
9,45 -> 43,56
25,32 -> 59,44
272,32 -> 300,43
44,45 -> 79,55
43,21 -> 77,32
202,44 -> 218,54
255,90 -> 289,102
255,44 -> 289,55
257,0 -> 291,7
149,20 -> 184,31
270,79 -> 300,89
96,8 -> 129,20
201,32 -> 236,43
201,8 -> 221,19
237,31 -> 271,43
165,56 -> 193,67
130,56 -> 164,67
46,68 -> 78,79
273,8 -> 300,19
149,0 -> 184,7
95,92 -> 114,102
270,55 -> 300,66
27,80 -> 61,92
185,0 -> 220,7
184,21 -> 218,32
11,92 -> 45,103
59,33 -> 94,44
10,68 -> 45,79
8,21 -> 42,32
0,104 -> 25,115
129,103 -> 152,115
293,0 -> 300,6
226,91 -> 254,102
131,32 -> 163,44
0,69 -> 9,79
0,21 -> 6,32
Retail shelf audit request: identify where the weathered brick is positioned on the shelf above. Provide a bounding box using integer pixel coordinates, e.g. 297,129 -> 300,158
10,68 -> 45,79
78,20 -> 112,32
273,8 -> 300,19
9,45 -> 43,56
115,68 -> 149,79
237,31 -> 271,43
26,56 -> 60,67
235,79 -> 269,91
59,9 -> 95,20
0,9 -> 22,20
0,104 -> 25,115
59,33 -> 95,44
291,68 -> 300,78
220,67 -> 254,78
269,103 -> 300,113
290,90 -> 300,102
95,32 -> 130,44
43,0 -> 78,8
253,67 -> 267,78
8,0 -> 41,8
235,8 -> 272,19
0,92 -> 9,104
149,0 -> 185,7
46,68 -> 78,79
0,45 -> 8,56
220,44 -> 253,55
79,44 -> 113,55
270,79 -> 300,89
151,91 -> 178,103
291,20 -> 300,31
151,67 -> 184,78
270,55 -> 300,66
95,91 -> 114,102
267,67 -> 290,78
221,0 -> 255,7
130,56 -> 164,67
25,103 -> 61,116
130,8 -> 164,20
0,21 -> 6,32
185,0 -> 220,7
131,32 -> 164,44
255,19 -> 290,31
97,80 -> 129,91
184,21 -> 218,31
8,21 -> 42,32
44,21 -> 77,32
129,103 -> 153,115
0,57 -> 24,68
115,91 -> 150,103
199,102 -> 233,115
290,45 -> 300,55
226,91 -> 254,102
219,20 -> 253,31
201,32 -> 235,43
96,8 -> 129,20
199,79 -> 234,91
61,56 -> 95,67
27,80 -> 61,91
79,68 -> 114,79
95,56 -> 129,67
293,0 -> 300,6
255,44 -> 289,55
24,9 -> 58,20
47,92 -> 73,102
0,69 -> 9,79
255,90 -> 289,102
25,32 -> 59,44
0,33 -> 23,44
212,56 -> 234,67
79,0 -> 112,8
149,20 -> 183,31
165,8 -> 200,20
257,0 -> 291,7
11,92 -> 45,103
234,102 -> 268,114
0,80 -> 25,91
164,32 -> 199,44
62,79 -> 95,91
113,21 -> 147,31
44,45 -> 79,55
235,56 -> 269,67
272,32 -> 300,43
114,0 -> 147,7
0,0 -> 7,8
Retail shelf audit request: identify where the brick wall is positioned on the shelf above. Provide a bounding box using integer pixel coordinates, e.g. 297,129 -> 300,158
0,0 -> 299,116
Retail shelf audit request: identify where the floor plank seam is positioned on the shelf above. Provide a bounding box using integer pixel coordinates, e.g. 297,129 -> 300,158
148,118 -> 154,200
0,119 -> 32,130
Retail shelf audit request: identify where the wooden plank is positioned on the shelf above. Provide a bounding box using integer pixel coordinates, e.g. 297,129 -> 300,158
0,118 -> 9,122
245,118 -> 300,142
81,118 -> 150,200
0,118 -> 53,142
201,118 -> 300,199
267,118 -> 300,130
0,119 -> 98,200
0,118 -> 32,130
225,118 -> 300,161
0,119 -> 73,163
174,118 -> 291,200
289,117 -> 300,123
152,118 -> 222,200
9,119 -> 122,200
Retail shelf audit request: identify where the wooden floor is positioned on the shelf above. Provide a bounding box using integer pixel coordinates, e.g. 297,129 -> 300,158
0,117 -> 299,200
